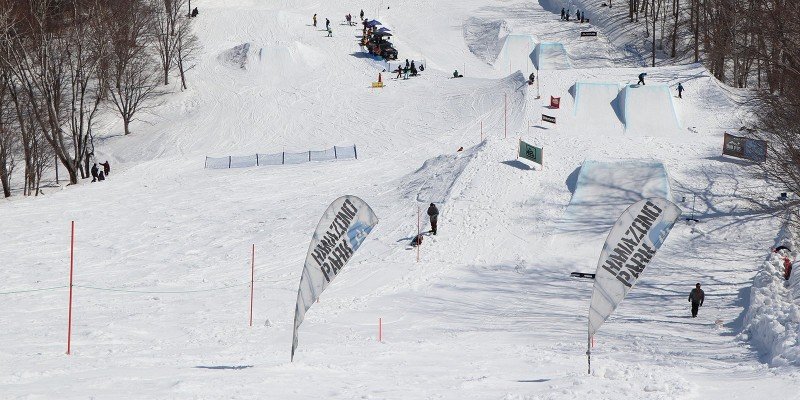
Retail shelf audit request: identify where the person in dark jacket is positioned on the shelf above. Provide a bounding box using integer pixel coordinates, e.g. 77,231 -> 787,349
360,9 -> 364,20
191,7 -> 198,17
528,72 -> 535,85
427,203 -> 439,235
100,160 -> 110,176
313,14 -> 317,27
688,283 -> 704,317
325,18 -> 330,30
561,8 -> 565,20
90,163 -> 99,182
97,170 -> 105,182
677,82 -> 684,98
637,72 -> 647,85
410,61 -> 417,76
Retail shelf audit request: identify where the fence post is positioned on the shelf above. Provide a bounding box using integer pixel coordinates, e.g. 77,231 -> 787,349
204,157 -> 208,169
228,156 -> 232,168
354,145 -> 358,159
282,152 -> 285,165
308,151 -> 311,161
334,146 -> 338,159
256,154 -> 259,166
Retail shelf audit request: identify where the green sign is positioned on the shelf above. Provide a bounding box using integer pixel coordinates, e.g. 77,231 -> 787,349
519,140 -> 543,165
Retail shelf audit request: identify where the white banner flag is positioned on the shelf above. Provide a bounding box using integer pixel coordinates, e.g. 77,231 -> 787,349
588,198 -> 681,338
291,196 -> 379,361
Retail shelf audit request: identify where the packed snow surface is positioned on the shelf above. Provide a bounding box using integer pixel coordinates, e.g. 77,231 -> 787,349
1,0 -> 799,398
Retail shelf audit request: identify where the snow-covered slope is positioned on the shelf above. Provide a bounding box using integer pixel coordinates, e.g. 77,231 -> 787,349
2,0 -> 798,398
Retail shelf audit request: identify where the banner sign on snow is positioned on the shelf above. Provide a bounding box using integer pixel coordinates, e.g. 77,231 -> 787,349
291,195 -> 379,361
588,198 -> 681,337
542,114 -> 556,124
723,132 -> 767,163
518,140 -> 543,165
580,31 -> 598,37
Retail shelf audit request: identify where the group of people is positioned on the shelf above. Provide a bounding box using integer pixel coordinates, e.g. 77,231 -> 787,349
560,8 -> 587,23
312,14 -> 333,36
395,59 -> 423,80
90,161 -> 111,183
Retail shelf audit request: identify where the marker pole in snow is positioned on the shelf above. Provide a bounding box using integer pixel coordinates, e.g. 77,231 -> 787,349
249,244 -> 255,327
480,120 -> 483,141
587,334 -> 591,374
504,94 -> 508,139
67,221 -> 74,355
416,206 -> 420,263
536,68 -> 541,99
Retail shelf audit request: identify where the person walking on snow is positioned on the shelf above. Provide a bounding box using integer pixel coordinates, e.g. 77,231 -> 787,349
325,18 -> 330,30
677,82 -> 684,98
90,163 -> 99,182
560,8 -> 565,20
427,203 -> 439,235
100,160 -> 110,176
637,72 -> 647,85
313,14 -> 317,27
688,283 -> 705,317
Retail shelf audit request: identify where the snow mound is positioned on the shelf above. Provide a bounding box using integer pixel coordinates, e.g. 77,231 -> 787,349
218,43 -> 251,69
218,41 -> 321,73
399,142 -> 486,204
556,159 -> 674,238
572,82 -> 624,134
619,84 -> 681,135
462,17 -> 511,64
495,34 -> 537,75
741,226 -> 800,367
533,42 -> 571,70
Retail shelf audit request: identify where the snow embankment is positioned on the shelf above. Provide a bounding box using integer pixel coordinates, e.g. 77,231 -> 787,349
740,222 -> 800,367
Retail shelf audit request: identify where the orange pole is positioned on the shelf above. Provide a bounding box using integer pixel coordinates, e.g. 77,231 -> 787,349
67,221 -> 74,355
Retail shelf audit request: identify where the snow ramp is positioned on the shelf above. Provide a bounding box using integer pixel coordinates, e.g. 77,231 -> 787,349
556,159 -> 674,238
620,84 -> 681,135
533,42 -> 571,70
495,34 -> 537,75
572,82 -> 623,134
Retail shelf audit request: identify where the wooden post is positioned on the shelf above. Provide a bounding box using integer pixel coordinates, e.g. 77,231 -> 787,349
249,244 -> 255,327
67,221 -> 75,355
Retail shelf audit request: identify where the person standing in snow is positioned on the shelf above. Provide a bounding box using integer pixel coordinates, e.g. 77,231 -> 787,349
97,170 -> 105,182
100,161 -> 110,176
566,9 -> 570,21
576,10 -> 581,21
688,283 -> 704,318
528,72 -> 535,85
677,82 -> 684,98
427,203 -> 439,235
360,9 -> 364,20
637,72 -> 647,85
325,18 -> 330,30
313,14 -> 317,27
561,8 -> 565,20
90,163 -> 99,182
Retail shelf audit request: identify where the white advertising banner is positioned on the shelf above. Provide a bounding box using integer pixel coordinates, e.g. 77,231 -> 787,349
291,195 -> 379,361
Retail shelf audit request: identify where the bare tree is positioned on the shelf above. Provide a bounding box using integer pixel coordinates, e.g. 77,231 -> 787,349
174,11 -> 199,90
151,0 -> 184,85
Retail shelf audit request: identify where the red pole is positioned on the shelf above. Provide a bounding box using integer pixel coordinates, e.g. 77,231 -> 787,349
379,317 -> 382,342
504,94 -> 508,139
67,221 -> 75,355
416,206 -> 420,263
249,244 -> 255,327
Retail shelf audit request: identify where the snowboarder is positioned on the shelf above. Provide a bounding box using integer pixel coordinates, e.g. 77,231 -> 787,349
97,170 -> 105,182
453,70 -> 463,78
360,9 -> 364,20
100,160 -> 110,176
637,72 -> 647,85
560,8 -> 565,20
313,14 -> 317,27
427,203 -> 439,235
528,72 -> 535,85
688,283 -> 704,318
677,82 -> 684,98
90,163 -> 99,182
325,18 -> 330,30
410,233 -> 423,247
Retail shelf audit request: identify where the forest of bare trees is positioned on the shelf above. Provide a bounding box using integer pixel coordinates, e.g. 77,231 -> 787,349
0,0 -> 198,197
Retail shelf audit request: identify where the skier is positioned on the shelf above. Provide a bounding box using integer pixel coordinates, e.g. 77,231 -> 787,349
560,8 -> 565,20
528,72 -> 535,85
677,82 -> 684,98
313,14 -> 317,27
427,203 -> 439,235
90,163 -> 99,182
637,72 -> 647,85
688,283 -> 704,318
100,160 -> 110,176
